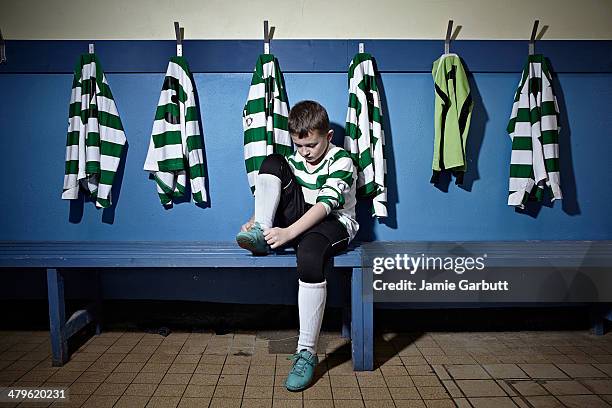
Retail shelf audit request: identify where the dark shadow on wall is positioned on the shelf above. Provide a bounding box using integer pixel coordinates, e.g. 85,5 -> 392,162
549,59 -> 580,216
514,58 -> 579,218
192,72 -> 212,210
102,141 -> 129,224
376,69 -> 398,231
459,60 -> 488,193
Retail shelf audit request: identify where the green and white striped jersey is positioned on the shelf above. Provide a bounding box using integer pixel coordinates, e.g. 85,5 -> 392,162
243,54 -> 292,194
345,53 -> 387,218
62,53 -> 126,208
144,56 -> 207,207
288,144 -> 359,241
507,54 -> 562,208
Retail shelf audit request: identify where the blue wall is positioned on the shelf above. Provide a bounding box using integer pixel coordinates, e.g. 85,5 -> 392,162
1,40 -> 611,303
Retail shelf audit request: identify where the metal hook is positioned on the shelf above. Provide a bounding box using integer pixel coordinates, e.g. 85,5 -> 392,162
529,20 -> 539,55
359,42 -> 364,53
445,20 -> 453,54
1,28 -> 7,63
174,21 -> 184,56
263,20 -> 275,54
88,43 -> 94,54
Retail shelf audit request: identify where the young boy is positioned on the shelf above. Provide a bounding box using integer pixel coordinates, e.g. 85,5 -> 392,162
236,100 -> 359,391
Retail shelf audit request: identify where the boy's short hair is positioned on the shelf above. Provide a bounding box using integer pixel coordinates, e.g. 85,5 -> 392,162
288,100 -> 330,139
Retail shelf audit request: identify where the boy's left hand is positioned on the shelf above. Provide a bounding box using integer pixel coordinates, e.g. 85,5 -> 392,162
263,227 -> 293,249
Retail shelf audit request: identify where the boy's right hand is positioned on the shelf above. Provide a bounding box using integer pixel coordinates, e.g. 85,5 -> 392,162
240,219 -> 254,232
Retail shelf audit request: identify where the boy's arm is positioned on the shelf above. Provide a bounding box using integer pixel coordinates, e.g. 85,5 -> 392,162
264,153 -> 355,249
264,203 -> 327,249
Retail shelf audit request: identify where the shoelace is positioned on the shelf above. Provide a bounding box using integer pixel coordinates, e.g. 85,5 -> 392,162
287,353 -> 313,377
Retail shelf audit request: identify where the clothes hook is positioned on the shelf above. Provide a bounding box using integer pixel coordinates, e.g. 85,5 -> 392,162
445,20 -> 453,54
0,28 -> 6,64
529,20 -> 539,55
263,20 -> 275,54
174,21 -> 184,56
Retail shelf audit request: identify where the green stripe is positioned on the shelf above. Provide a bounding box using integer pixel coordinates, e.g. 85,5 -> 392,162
509,164 -> 534,179
185,107 -> 199,122
511,136 -> 532,150
275,145 -> 293,158
158,158 -> 185,172
99,170 -> 115,185
96,197 -> 110,208
273,114 -> 288,130
86,132 -> 100,146
545,158 -> 559,172
245,98 -> 265,115
357,181 -> 379,198
155,103 -> 179,120
66,131 -> 80,146
244,127 -> 267,144
186,135 -> 203,151
154,174 -> 174,195
189,164 -> 205,179
193,191 -> 204,203
169,56 -> 192,75
100,141 -> 123,158
245,156 -> 266,173
69,102 -> 82,118
65,160 -> 79,175
541,130 -> 559,145
98,111 -> 124,131
153,131 -> 182,148
85,161 -> 100,174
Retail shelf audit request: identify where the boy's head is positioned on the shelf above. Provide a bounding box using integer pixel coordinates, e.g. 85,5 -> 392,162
288,100 -> 333,165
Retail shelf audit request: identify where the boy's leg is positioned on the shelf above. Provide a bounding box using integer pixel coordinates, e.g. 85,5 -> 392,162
295,218 -> 350,354
285,218 -> 349,391
238,154 -> 306,254
256,153 -> 308,228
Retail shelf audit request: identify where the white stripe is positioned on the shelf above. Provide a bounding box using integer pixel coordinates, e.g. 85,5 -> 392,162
510,150 -> 533,165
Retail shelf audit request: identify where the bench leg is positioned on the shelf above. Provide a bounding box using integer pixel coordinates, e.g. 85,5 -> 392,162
95,270 -> 102,335
342,269 -> 351,339
341,306 -> 351,339
351,267 -> 364,370
351,266 -> 374,371
47,268 -> 68,366
590,305 -> 612,336
362,266 -> 374,371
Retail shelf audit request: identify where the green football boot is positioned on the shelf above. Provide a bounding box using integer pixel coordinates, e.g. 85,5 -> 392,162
285,349 -> 318,391
236,222 -> 270,255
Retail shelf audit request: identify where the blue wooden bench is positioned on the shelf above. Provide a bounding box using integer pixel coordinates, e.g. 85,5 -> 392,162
0,242 -> 373,370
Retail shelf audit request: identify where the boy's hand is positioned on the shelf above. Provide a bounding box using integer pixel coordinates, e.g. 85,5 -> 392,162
240,219 -> 254,232
264,227 -> 294,249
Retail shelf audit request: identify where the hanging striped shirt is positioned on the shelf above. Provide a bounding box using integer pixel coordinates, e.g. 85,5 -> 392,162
62,53 -> 126,209
144,56 -> 207,207
431,53 -> 473,185
507,54 -> 562,208
243,54 -> 292,194
287,144 -> 359,241
345,52 -> 387,218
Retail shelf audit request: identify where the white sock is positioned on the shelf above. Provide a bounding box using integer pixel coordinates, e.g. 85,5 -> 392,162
254,173 -> 281,229
297,279 -> 327,355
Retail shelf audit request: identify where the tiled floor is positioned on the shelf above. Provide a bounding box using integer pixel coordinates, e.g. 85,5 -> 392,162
2,329 -> 612,407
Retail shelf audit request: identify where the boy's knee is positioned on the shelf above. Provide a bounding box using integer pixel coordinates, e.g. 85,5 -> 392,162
296,233 -> 331,283
259,154 -> 286,178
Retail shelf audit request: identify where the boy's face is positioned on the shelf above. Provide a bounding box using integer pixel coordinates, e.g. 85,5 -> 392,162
291,130 -> 333,166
